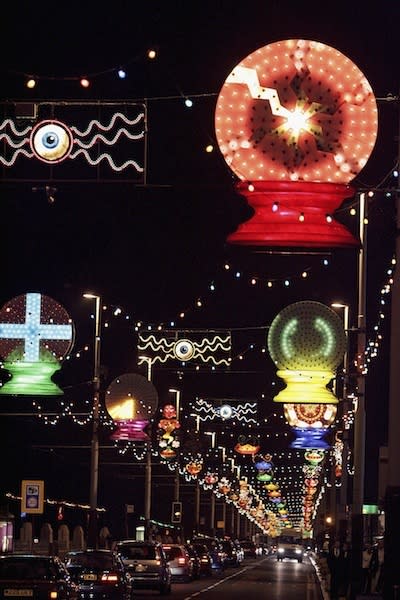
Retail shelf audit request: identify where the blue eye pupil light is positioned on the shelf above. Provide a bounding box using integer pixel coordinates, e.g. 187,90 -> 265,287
43,133 -> 58,148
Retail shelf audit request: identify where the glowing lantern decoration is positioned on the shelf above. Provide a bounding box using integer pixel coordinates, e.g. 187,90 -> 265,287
234,435 -> 260,455
0,292 -> 74,395
203,472 -> 219,487
185,460 -> 203,476
158,403 -> 181,459
257,472 -> 273,482
215,39 -> 378,247
268,301 -> 346,404
105,373 -> 158,441
304,449 -> 325,465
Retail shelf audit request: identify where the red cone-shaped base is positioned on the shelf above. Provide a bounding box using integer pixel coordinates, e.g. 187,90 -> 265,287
228,181 -> 359,248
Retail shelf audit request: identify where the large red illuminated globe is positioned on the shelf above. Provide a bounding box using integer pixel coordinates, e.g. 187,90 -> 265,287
215,39 -> 378,247
215,39 -> 377,184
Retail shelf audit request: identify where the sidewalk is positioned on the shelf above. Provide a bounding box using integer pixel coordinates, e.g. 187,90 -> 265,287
310,553 -> 383,600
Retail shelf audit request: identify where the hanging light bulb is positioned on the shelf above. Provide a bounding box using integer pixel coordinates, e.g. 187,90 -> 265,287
80,77 -> 90,88
26,78 -> 36,89
117,68 -> 127,79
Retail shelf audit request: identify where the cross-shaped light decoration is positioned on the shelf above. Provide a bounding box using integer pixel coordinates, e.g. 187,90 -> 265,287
0,292 -> 74,395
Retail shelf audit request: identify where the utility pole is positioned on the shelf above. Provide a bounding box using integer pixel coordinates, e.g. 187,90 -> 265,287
384,91 -> 400,600
350,193 -> 368,598
83,293 -> 102,549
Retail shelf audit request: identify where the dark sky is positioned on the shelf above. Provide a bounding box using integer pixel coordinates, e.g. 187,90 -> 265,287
0,1 -> 399,535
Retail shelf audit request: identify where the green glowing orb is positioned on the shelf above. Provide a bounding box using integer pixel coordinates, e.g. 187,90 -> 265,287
267,301 -> 346,371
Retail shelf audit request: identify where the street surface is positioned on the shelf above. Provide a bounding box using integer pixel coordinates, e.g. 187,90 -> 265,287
133,554 -> 324,600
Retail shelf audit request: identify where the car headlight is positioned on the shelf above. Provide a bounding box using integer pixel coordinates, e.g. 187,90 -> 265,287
278,548 -> 284,554
295,548 -> 302,554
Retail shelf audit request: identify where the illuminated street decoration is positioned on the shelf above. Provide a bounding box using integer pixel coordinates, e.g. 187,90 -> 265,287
105,373 -> 158,441
267,301 -> 345,532
0,102 -> 146,181
268,301 -> 346,405
157,404 -> 181,460
0,292 -> 74,395
191,397 -> 257,424
284,403 -> 337,449
234,435 -> 260,455
137,329 -> 231,368
215,39 -> 378,247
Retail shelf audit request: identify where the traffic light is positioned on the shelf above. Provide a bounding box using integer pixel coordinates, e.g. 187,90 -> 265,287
171,501 -> 182,523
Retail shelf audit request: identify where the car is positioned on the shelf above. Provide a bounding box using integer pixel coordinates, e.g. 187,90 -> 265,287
64,549 -> 130,600
115,540 -> 171,595
0,554 -> 78,600
276,535 -> 304,563
240,540 -> 257,558
191,537 -> 225,573
162,543 -> 193,582
191,542 -> 213,577
184,544 -> 201,579
220,539 -> 241,568
233,540 -> 244,563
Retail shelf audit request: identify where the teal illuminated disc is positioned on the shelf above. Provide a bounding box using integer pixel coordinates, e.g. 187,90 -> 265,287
267,301 -> 346,371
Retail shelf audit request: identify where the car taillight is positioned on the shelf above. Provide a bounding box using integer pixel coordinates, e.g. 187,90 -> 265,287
178,558 -> 186,565
50,592 -> 58,599
101,573 -> 119,582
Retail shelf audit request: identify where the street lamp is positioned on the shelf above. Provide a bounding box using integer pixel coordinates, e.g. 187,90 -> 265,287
83,293 -> 102,548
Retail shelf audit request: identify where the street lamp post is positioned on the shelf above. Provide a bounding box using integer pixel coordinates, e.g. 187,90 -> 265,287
331,302 -> 351,541
83,293 -> 102,549
169,389 -> 181,502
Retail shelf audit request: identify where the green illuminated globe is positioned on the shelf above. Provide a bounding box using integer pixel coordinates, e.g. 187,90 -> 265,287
267,301 -> 346,371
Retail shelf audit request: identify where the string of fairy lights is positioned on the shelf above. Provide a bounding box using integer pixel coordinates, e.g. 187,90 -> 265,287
3,48 -> 399,530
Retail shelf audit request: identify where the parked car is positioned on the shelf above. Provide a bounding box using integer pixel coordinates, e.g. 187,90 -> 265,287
191,537 -> 225,572
115,540 -> 171,595
191,542 -> 213,577
184,544 -> 201,579
0,554 -> 79,600
162,543 -> 193,582
220,539 -> 241,568
233,540 -> 244,563
64,549 -> 130,600
240,540 -> 258,558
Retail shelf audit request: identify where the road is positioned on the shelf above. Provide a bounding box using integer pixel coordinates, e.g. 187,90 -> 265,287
134,554 -> 325,600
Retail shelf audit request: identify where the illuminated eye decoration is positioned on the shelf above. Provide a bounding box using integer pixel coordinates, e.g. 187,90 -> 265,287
105,373 -> 158,441
215,39 -> 378,247
192,398 -> 258,424
138,330 -> 231,368
218,404 -> 233,420
173,339 -> 195,361
30,120 -> 73,163
0,292 -> 74,396
0,103 -> 146,179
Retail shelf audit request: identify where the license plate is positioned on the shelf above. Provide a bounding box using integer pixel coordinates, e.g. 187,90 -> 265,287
82,574 -> 97,581
134,564 -> 147,572
4,591 -> 33,597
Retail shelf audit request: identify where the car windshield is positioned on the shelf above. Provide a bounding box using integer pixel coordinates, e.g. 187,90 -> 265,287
163,547 -> 182,560
118,545 -> 156,560
0,558 -> 55,580
65,554 -> 114,570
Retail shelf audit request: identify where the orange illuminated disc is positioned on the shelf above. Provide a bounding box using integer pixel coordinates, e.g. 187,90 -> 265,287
215,39 -> 378,183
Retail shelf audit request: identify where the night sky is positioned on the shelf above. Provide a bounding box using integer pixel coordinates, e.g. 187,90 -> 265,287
0,1 -> 399,537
